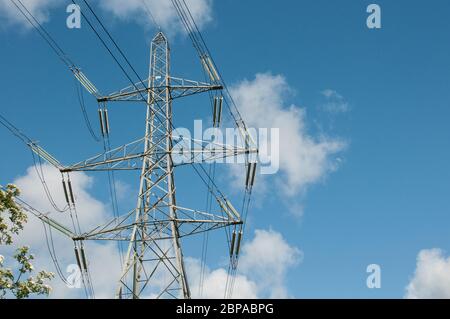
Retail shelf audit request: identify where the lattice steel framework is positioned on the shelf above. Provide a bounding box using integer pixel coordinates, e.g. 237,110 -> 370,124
21,31 -> 257,299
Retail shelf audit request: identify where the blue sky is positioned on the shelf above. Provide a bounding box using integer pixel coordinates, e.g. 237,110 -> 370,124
2,0 -> 450,298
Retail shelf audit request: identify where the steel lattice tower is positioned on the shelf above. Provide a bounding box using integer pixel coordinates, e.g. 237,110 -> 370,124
10,30 -> 257,299
4,0 -> 259,300
119,32 -> 190,299
96,31 -> 256,299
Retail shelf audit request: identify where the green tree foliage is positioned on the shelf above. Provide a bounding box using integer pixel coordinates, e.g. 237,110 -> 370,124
0,184 -> 54,299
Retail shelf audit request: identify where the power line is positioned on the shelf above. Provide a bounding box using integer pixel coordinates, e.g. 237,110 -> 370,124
75,80 -> 101,142
169,0 -> 257,299
81,0 -> 148,90
72,0 -> 170,127
141,0 -> 161,29
10,0 -> 102,143
76,0 -> 229,213
5,0 -> 256,300
11,0 -> 74,68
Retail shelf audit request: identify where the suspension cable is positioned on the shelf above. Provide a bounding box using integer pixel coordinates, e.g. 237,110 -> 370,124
72,0 -> 171,130
11,0 -> 74,68
75,79 -> 101,142
141,0 -> 161,29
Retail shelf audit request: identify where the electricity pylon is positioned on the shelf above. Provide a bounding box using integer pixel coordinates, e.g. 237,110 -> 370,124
116,32 -> 214,299
23,31 -> 258,299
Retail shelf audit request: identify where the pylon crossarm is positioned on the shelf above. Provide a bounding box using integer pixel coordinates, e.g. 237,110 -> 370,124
97,80 -> 147,103
174,148 -> 258,166
97,76 -> 222,103
63,138 -> 144,172
62,136 -> 165,172
169,76 -> 223,100
62,138 -> 256,173
78,205 -> 240,242
79,219 -> 240,242
173,205 -> 241,223
65,146 -> 255,172
175,136 -> 255,152
173,135 -> 258,165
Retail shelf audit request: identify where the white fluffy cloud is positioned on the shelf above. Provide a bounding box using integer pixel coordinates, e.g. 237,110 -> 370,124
0,0 -> 213,33
0,0 -> 60,27
188,229 -> 302,299
239,229 -> 303,298
231,73 -> 346,196
187,258 -> 259,299
9,164 -> 121,298
405,249 -> 450,299
98,0 -> 213,33
6,165 -> 301,299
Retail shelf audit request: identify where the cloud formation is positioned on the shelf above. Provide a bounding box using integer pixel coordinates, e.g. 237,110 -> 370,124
7,164 -> 301,298
231,73 -> 346,196
0,0 -> 213,34
239,229 -> 303,298
187,258 -> 259,299
0,0 -> 60,27
189,229 -> 302,299
10,164 -> 121,298
98,0 -> 213,33
405,249 -> 450,299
